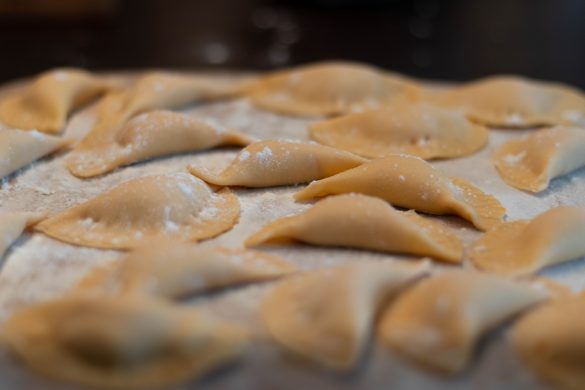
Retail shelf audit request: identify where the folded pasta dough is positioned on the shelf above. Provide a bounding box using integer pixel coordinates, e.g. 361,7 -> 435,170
378,270 -> 547,373
512,297 -> 585,390
494,126 -> 585,192
470,206 -> 585,276
67,110 -> 253,178
0,68 -> 118,134
310,102 -> 488,159
0,129 -> 67,179
261,260 -> 430,370
246,61 -> 420,117
35,173 -> 240,249
432,76 -> 585,128
246,194 -> 462,263
0,212 -> 45,258
76,242 -> 296,298
295,154 -> 505,231
76,71 -> 244,149
189,139 -> 367,187
2,296 -> 246,389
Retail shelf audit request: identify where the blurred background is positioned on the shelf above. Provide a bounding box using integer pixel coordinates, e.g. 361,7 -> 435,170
0,0 -> 584,87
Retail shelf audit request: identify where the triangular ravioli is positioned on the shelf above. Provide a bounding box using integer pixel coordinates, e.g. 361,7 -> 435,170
310,102 -> 488,159
494,126 -> 585,192
75,72 -> 243,149
0,129 -> 67,179
261,260 -> 430,370
67,110 -> 253,178
378,270 -> 547,373
295,154 -> 505,231
0,212 -> 45,258
512,296 -> 585,390
2,296 -> 246,389
0,68 -> 118,134
35,173 -> 240,249
246,194 -> 462,263
470,206 -> 585,276
76,242 -> 296,298
431,76 -> 585,128
245,61 -> 421,117
188,139 -> 367,187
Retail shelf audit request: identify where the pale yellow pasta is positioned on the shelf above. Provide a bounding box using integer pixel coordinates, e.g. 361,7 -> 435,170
67,110 -> 253,178
310,102 -> 488,159
0,68 -> 118,134
189,139 -> 367,187
432,76 -> 585,128
494,126 -> 585,192
247,194 -> 463,263
470,206 -> 585,276
0,129 -> 67,179
36,173 -> 240,249
295,154 -> 505,231
76,242 -> 296,298
246,61 -> 421,117
512,297 -> 585,390
2,296 -> 246,389
261,260 -> 429,370
379,270 -> 547,373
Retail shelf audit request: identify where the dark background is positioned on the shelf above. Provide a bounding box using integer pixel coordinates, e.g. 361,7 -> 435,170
1,0 -> 584,87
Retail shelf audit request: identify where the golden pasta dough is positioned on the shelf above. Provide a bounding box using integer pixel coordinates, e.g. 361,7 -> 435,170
247,194 -> 462,263
470,206 -> 585,276
75,71 -> 244,149
512,297 -> 585,390
0,129 -> 67,179
246,61 -> 421,117
378,270 -> 547,373
0,212 -> 45,258
261,260 -> 429,370
76,242 -> 296,298
67,110 -> 253,178
310,102 -> 488,159
35,173 -> 240,249
0,68 -> 118,134
295,154 -> 505,231
2,296 -> 246,389
432,76 -> 585,128
189,139 -> 367,187
494,126 -> 585,192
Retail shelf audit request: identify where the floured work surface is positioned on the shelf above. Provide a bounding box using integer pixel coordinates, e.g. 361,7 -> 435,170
1,72 -> 585,390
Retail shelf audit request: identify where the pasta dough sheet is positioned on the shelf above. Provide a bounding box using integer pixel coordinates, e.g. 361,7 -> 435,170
1,74 -> 585,390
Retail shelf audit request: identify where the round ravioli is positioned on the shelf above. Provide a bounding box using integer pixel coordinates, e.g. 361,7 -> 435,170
310,102 -> 488,159
36,173 -> 240,249
246,61 -> 421,117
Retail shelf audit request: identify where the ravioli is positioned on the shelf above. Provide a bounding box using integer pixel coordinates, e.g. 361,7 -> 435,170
512,297 -> 585,390
75,71 -> 244,149
0,212 -> 45,258
310,102 -> 488,159
246,194 -> 462,263
470,206 -> 585,276
245,61 -> 420,117
378,270 -> 547,373
0,129 -> 67,179
0,68 -> 117,134
67,110 -> 253,178
494,126 -> 585,192
295,154 -> 505,231
188,139 -> 367,187
76,242 -> 296,298
35,173 -> 240,249
2,296 -> 246,389
261,260 -> 429,370
432,76 -> 585,128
